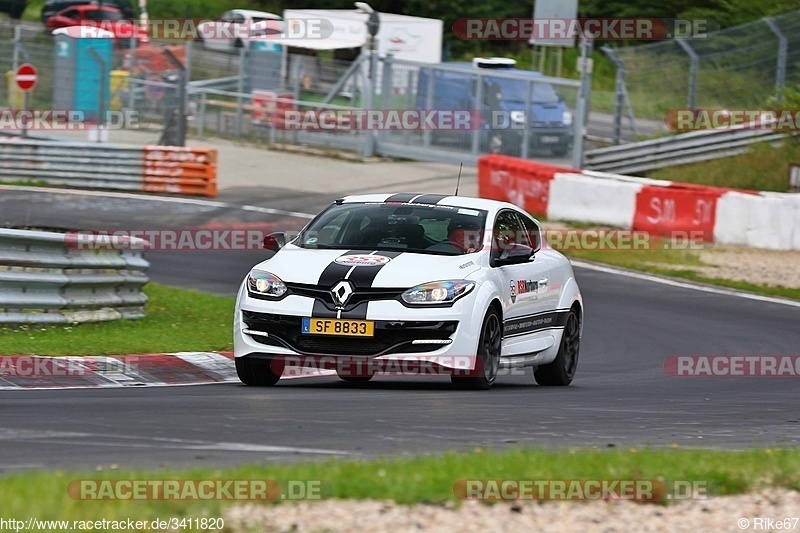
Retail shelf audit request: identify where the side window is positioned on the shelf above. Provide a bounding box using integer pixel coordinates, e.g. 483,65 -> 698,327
309,211 -> 349,245
517,213 -> 541,251
492,210 -> 523,258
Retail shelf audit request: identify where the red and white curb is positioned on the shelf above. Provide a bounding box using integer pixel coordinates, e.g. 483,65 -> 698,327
0,352 -> 237,390
0,352 -> 337,390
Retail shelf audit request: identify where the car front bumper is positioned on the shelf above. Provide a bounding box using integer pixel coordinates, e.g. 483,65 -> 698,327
234,283 -> 485,373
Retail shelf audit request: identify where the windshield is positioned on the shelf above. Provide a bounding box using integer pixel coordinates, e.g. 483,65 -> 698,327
297,202 -> 488,256
486,76 -> 561,104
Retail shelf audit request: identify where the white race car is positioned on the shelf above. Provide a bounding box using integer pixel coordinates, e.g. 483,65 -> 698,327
234,194 -> 583,389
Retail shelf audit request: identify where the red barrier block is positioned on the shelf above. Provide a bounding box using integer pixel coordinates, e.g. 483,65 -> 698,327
478,154 -> 576,217
634,184 -> 726,241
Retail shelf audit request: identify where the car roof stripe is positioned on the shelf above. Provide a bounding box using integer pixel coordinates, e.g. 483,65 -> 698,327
384,193 -> 421,203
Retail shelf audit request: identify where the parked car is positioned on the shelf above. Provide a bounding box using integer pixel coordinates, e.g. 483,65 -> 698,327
418,58 -> 573,157
45,4 -> 147,45
197,9 -> 281,53
0,0 -> 27,19
41,0 -> 135,23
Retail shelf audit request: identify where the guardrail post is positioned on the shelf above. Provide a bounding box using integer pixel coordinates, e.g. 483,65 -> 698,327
764,17 -> 787,104
11,24 -> 20,111
162,49 -> 187,146
127,35 -> 137,114
471,72 -> 483,155
376,53 -> 394,155
571,38 -> 593,169
601,46 -> 637,145
422,66 -> 435,151
236,46 -> 246,138
676,39 -> 698,109
198,90 -> 206,138
362,41 -> 379,158
521,78 -> 532,159
87,48 -> 108,142
403,68 -> 414,146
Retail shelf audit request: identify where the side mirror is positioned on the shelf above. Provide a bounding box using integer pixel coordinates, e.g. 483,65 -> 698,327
263,232 -> 287,252
495,243 -> 534,266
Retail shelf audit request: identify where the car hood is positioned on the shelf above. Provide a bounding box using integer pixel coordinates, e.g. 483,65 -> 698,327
254,245 -> 483,288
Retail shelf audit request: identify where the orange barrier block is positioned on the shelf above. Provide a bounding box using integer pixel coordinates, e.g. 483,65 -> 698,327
142,147 -> 218,197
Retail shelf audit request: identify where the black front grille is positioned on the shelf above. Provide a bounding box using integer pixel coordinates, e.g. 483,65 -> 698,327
285,283 -> 405,311
242,311 -> 457,356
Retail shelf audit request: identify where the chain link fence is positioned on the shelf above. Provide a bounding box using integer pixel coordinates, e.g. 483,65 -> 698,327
603,9 -> 800,144
0,22 -> 584,165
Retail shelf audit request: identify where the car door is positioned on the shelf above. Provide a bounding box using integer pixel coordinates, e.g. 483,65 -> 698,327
492,209 -> 553,356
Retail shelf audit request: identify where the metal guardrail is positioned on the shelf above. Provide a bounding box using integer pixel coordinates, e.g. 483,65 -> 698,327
0,139 -> 218,196
584,126 -> 789,175
0,140 -> 145,190
0,229 -> 149,324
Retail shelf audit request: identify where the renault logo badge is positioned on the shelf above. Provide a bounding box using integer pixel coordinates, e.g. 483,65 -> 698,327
331,280 -> 354,308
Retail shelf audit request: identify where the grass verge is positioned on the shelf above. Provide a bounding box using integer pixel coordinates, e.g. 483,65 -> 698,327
1,448 -> 799,521
0,283 -> 234,356
647,138 -> 798,192
561,239 -> 800,302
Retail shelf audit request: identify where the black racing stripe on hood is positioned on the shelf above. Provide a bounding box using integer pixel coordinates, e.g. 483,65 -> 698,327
385,193 -> 421,203
411,194 -> 448,204
312,250 -> 359,318
339,251 -> 402,319
316,250 -> 358,287
347,251 -> 403,289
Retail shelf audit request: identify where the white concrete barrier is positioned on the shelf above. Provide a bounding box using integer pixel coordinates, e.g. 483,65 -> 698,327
549,172 -> 642,228
715,192 -> 796,250
479,154 -> 800,251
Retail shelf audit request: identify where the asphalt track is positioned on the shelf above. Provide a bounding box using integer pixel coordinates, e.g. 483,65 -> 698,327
1,187 -> 800,472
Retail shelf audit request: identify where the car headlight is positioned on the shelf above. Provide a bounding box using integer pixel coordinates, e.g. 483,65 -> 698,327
401,280 -> 475,305
510,110 -> 526,124
247,270 -> 287,298
562,110 -> 573,125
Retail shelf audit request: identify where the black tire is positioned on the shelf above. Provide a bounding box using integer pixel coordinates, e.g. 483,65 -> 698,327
235,357 -> 281,386
452,307 -> 502,390
534,309 -> 580,386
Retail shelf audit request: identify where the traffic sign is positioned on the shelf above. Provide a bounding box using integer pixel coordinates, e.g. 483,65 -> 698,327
146,75 -> 166,101
15,64 -> 37,92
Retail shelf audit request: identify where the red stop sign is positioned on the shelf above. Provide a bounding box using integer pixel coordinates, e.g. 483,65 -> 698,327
15,64 -> 37,92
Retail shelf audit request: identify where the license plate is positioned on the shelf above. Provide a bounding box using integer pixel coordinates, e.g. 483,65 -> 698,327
540,135 -> 560,143
302,317 -> 374,337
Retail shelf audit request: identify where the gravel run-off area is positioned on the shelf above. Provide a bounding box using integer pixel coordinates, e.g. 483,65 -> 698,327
224,490 -> 800,532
